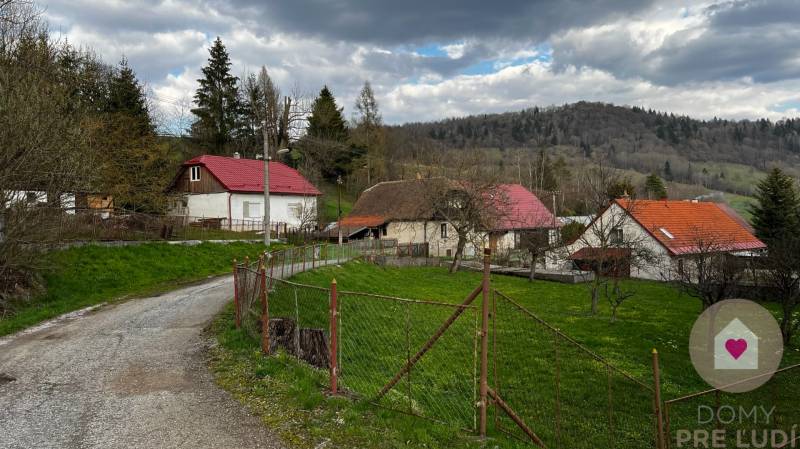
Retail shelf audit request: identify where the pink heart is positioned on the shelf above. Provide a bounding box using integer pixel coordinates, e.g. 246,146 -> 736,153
725,339 -> 748,360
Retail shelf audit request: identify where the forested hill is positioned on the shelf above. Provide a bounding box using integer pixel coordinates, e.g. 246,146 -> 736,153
391,102 -> 800,193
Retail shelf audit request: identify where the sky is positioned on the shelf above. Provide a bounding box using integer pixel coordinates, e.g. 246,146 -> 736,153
43,0 -> 800,130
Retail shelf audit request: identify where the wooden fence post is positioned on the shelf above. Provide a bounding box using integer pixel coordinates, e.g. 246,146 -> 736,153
330,278 -> 339,394
479,248 -> 491,438
232,259 -> 240,328
260,259 -> 270,355
653,349 -> 665,449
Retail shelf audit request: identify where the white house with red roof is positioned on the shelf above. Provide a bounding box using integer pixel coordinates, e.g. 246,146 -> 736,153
565,199 -> 766,280
167,155 -> 321,229
338,180 -> 558,257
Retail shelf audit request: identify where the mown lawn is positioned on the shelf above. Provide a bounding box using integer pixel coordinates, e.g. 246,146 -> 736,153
216,261 -> 800,449
0,242 -> 272,336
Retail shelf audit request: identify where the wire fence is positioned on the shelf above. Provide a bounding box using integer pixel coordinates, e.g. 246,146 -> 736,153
491,289 -> 658,448
231,245 -> 799,449
663,364 -> 800,449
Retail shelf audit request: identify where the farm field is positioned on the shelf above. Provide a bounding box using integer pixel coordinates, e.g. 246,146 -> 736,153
223,260 -> 800,448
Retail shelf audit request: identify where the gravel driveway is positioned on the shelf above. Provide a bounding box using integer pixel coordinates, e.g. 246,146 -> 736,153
0,276 -> 286,449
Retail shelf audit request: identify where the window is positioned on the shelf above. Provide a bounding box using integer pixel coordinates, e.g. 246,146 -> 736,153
659,228 -> 675,239
243,201 -> 262,219
610,228 -> 623,245
190,166 -> 201,182
440,223 -> 448,239
382,226 -> 388,236
288,202 -> 303,220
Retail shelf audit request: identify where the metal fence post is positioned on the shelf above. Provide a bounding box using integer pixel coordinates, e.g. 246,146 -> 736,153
232,259 -> 240,328
260,259 -> 270,355
653,348 -> 665,449
479,247 -> 491,438
330,278 -> 339,394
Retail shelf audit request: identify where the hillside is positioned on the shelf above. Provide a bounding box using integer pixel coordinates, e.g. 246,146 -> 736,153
389,102 -> 800,197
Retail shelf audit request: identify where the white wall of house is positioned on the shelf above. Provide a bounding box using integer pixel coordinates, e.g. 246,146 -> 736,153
4,190 -> 76,214
178,192 -> 317,228
384,221 -> 527,258
560,203 -> 674,280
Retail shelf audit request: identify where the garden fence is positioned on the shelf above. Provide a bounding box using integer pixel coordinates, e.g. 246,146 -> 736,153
232,244 -> 797,449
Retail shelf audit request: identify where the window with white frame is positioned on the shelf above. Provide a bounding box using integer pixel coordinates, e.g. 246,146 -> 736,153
190,166 -> 201,182
243,201 -> 262,219
440,223 -> 448,238
288,202 -> 303,220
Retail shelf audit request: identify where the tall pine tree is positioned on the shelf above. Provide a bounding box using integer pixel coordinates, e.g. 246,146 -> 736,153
307,85 -> 347,142
751,167 -> 800,244
191,37 -> 240,154
107,57 -> 152,135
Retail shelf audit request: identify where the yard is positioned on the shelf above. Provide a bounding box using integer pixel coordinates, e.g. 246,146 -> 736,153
214,260 -> 800,448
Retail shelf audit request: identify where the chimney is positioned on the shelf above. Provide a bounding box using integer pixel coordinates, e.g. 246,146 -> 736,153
233,152 -> 241,159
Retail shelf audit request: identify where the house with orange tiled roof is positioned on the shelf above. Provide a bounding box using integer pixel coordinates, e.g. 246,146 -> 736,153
565,198 -> 766,280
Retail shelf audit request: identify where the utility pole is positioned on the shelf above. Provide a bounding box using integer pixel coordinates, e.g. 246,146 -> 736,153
337,175 -> 343,245
263,121 -> 270,248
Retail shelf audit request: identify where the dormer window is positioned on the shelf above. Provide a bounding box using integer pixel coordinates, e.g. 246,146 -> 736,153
190,166 -> 201,182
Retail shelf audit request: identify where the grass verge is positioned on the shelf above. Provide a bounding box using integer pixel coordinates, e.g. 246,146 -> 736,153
0,241 -> 273,336
209,303 -> 483,449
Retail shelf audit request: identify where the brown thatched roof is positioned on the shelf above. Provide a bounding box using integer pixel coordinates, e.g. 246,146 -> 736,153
345,179 -> 445,225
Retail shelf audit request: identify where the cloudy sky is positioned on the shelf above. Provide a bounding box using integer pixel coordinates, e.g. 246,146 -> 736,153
43,0 -> 800,129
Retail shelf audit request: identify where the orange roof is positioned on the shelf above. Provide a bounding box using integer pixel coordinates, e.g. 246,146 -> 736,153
615,199 -> 765,256
338,215 -> 386,228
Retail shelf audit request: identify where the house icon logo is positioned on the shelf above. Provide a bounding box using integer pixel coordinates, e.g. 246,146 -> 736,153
690,299 -> 783,393
714,318 -> 758,370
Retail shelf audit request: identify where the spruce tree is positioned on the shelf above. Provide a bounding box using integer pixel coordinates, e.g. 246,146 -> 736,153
107,57 -> 152,135
644,173 -> 668,199
751,167 -> 800,244
191,37 -> 240,154
307,85 -> 347,142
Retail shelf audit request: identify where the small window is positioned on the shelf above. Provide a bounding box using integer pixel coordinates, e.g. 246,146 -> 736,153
243,201 -> 262,219
190,166 -> 201,182
381,226 -> 388,236
610,228 -> 623,245
440,223 -> 448,239
659,228 -> 675,239
288,202 -> 302,219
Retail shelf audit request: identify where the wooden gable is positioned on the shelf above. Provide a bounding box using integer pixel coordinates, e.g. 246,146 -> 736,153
171,165 -> 227,194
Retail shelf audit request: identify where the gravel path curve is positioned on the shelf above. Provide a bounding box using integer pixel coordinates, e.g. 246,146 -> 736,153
0,276 -> 286,449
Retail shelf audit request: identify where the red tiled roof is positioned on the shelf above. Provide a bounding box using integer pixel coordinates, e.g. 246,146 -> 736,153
615,199 -> 765,256
492,184 -> 560,231
338,215 -> 386,227
183,155 -> 321,195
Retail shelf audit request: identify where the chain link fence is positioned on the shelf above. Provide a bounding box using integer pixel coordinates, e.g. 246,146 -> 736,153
663,364 -> 800,449
491,289 -> 658,448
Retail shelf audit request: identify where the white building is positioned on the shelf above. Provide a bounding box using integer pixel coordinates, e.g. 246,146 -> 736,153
167,154 -> 321,230
564,199 -> 766,280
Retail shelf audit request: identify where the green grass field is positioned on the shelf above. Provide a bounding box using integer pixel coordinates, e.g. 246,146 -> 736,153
0,242 -> 272,336
222,261 -> 800,449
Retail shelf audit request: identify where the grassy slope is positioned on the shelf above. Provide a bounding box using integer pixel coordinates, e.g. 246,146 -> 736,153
0,242 -> 271,336
212,262 -> 800,448
317,181 -> 355,224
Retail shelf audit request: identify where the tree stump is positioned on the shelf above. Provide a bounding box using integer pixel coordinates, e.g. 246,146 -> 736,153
268,318 -> 297,355
299,328 -> 329,369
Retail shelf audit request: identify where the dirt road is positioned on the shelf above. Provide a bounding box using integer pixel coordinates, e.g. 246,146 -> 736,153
0,276 -> 286,449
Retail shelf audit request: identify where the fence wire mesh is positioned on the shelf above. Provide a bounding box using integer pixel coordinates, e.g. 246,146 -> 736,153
663,364 -> 800,449
337,291 -> 479,430
491,289 -> 658,449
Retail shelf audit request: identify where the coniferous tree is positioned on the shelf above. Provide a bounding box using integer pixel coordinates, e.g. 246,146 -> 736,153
191,37 -> 240,154
107,57 -> 152,134
351,80 -> 385,185
307,85 -> 347,142
751,168 -> 800,244
644,173 -> 668,199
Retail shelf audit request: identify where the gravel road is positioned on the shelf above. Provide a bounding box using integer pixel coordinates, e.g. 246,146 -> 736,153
0,276 -> 287,449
